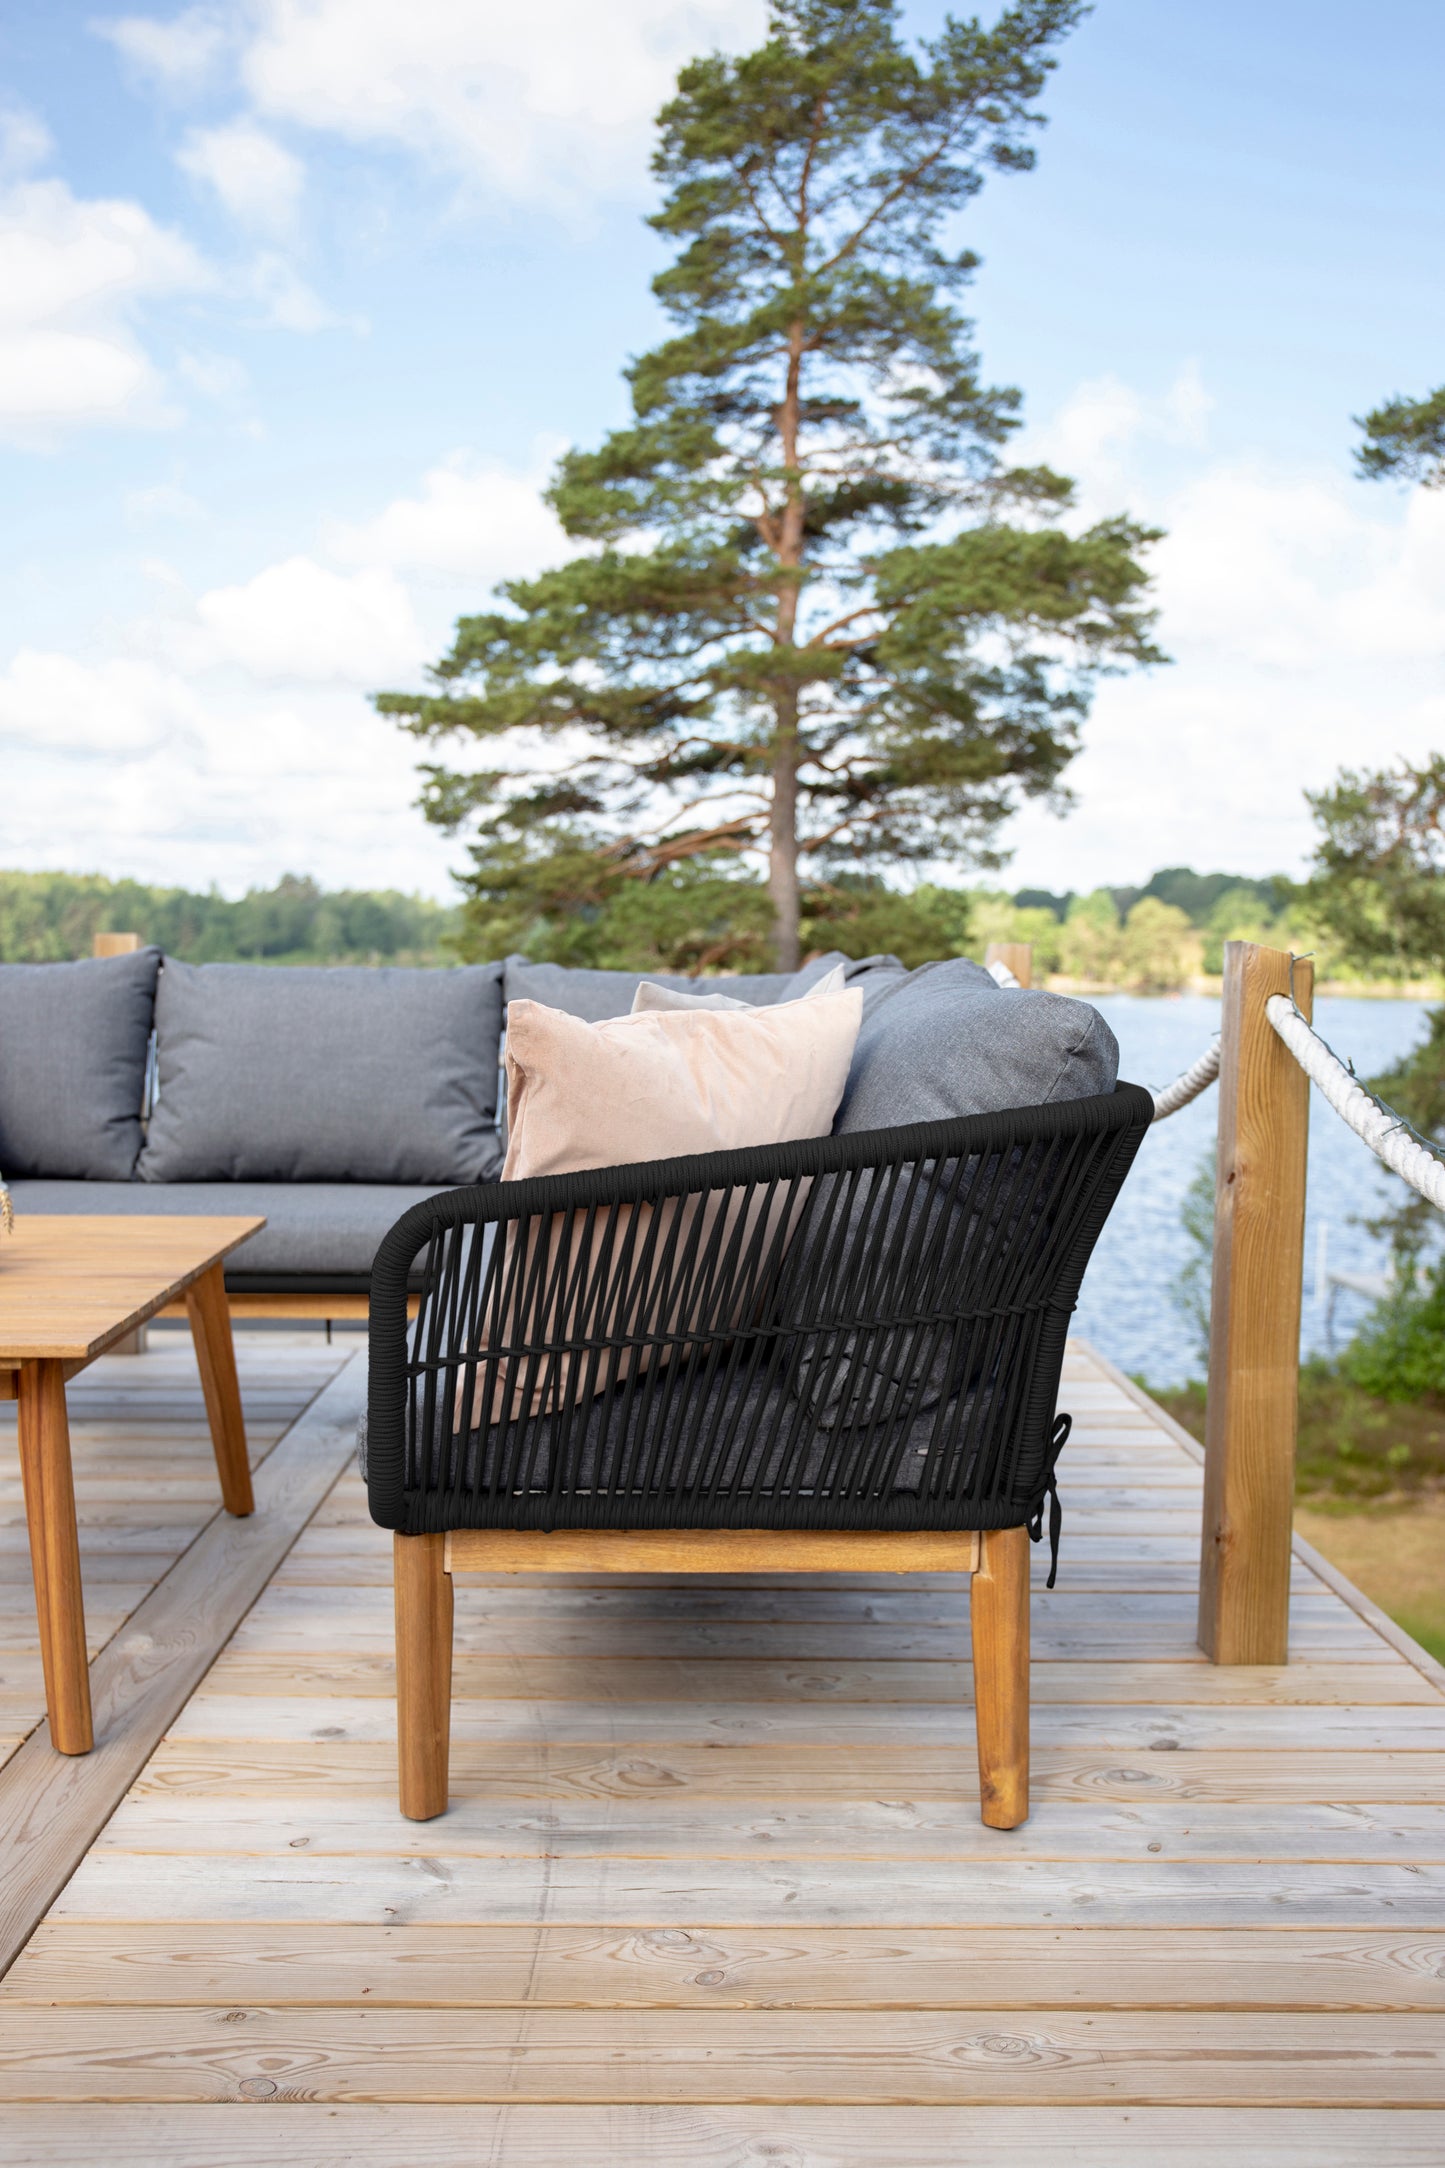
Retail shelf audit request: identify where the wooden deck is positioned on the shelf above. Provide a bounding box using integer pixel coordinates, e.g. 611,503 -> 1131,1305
1,1331 -> 1444,2162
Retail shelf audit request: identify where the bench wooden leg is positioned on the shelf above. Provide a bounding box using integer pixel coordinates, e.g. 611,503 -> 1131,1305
395,1532 -> 452,1820
18,1361 -> 93,1755
972,1523 -> 1029,1829
185,1262 -> 254,1517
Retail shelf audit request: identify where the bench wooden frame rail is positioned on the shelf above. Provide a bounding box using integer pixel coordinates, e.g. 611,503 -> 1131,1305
395,1524 -> 1032,1829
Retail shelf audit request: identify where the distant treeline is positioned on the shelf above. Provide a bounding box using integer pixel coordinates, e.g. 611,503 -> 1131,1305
3,861 -> 1357,991
1012,867 -> 1287,928
0,871 -> 460,965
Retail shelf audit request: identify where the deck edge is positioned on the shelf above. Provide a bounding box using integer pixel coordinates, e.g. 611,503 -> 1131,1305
0,1349 -> 367,1982
1070,1337 -> 1445,1697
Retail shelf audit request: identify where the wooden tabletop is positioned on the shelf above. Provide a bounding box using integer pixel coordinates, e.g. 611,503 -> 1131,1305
0,1217 -> 265,1363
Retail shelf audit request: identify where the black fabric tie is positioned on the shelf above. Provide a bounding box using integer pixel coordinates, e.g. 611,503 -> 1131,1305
1028,1411 -> 1070,1590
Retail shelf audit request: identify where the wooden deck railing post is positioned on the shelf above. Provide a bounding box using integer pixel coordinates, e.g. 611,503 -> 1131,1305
984,941 -> 1033,989
1198,941 -> 1313,1665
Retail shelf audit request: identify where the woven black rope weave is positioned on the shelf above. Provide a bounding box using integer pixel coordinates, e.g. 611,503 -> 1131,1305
366,1084 -> 1152,1543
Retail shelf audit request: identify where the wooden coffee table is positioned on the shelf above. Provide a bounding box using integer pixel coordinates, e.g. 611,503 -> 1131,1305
0,1215 -> 265,1754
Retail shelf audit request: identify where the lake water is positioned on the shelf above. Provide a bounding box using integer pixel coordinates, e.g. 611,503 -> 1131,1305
1074,995 -> 1435,1388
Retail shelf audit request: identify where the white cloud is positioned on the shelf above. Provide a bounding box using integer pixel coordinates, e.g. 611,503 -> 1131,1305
178,118 -> 304,234
1001,375 -> 1445,893
97,6 -> 233,93
247,249 -> 351,332
0,648 -> 202,754
0,439 -> 577,894
0,106 -> 53,179
328,451 -> 570,584
103,0 -> 765,208
194,556 -> 425,682
0,174 -> 207,441
0,646 -> 454,896
177,345 -> 249,399
124,482 -> 207,522
1023,364 -> 1215,519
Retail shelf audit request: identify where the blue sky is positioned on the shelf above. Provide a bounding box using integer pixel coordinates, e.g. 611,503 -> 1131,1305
1,0 -> 1441,901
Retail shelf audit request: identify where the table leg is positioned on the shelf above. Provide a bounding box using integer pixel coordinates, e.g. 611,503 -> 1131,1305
17,1361 -> 93,1755
185,1262 -> 254,1517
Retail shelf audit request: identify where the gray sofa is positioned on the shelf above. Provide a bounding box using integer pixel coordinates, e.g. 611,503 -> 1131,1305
0,946 -> 1120,1300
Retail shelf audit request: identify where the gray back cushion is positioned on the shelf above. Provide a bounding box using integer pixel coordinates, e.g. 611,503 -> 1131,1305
502,950 -> 893,1023
138,960 -> 505,1185
835,959 -> 1118,1132
0,948 -> 159,1179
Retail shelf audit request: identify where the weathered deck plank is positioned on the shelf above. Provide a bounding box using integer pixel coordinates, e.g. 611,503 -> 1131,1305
1,1338 -> 1443,2161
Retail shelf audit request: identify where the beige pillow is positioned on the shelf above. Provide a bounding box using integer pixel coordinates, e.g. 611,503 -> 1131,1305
505,984 -> 861,1178
629,961 -> 847,1015
461,989 -> 863,1426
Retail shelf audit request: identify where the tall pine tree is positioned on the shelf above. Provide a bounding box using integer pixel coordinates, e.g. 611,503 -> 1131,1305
378,0 -> 1164,969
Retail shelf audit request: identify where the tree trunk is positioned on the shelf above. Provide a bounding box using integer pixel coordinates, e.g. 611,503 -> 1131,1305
769,755 -> 801,971
769,318 -> 806,973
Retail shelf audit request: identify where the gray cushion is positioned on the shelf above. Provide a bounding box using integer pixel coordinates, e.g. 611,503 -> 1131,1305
357,1349 -> 958,1506
502,950 -> 893,1023
0,949 -> 160,1180
6,1178 -> 456,1279
835,960 -> 1118,1133
138,960 -> 504,1185
503,958 -> 697,1022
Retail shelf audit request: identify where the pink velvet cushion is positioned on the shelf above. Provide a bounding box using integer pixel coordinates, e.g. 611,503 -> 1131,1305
461,989 -> 863,1425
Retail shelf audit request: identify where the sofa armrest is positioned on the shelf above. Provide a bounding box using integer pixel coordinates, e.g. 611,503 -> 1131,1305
365,1083 -> 1153,1536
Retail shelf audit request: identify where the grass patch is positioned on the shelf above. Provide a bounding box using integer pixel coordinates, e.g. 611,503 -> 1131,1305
1142,1361 -> 1445,1502
1135,1367 -> 1445,1667
1295,1500 -> 1445,1667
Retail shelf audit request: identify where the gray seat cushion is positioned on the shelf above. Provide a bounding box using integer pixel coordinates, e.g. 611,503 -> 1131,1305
835,960 -> 1118,1133
0,948 -> 160,1180
501,950 -> 887,1023
138,960 -> 505,1186
357,1347 -> 961,1509
6,1178 -> 456,1280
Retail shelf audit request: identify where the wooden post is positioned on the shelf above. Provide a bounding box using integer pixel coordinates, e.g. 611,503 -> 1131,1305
93,933 -> 148,1353
971,1524 -> 1030,1828
395,1533 -> 453,1820
984,941 -> 1033,989
1198,941 -> 1313,1665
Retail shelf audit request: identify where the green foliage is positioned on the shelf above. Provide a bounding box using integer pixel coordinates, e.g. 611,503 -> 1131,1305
1301,755 -> 1445,1299
1047,888 -> 1199,990
1302,756 -> 1445,980
1341,1272 -> 1445,1404
380,0 -> 1162,968
1150,1362 -> 1445,1502
967,891 -> 1065,970
450,836 -> 976,974
1140,865 -> 1286,923
801,878 -> 973,969
0,870 -> 458,966
1355,384 -> 1445,489
1170,1146 -> 1216,1369
1011,885 -> 1070,920
451,841 -> 777,972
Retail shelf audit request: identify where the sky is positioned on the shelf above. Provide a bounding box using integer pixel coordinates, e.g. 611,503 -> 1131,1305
0,0 -> 1442,904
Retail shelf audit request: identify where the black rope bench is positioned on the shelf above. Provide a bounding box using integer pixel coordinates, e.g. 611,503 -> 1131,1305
365,1083 -> 1153,1827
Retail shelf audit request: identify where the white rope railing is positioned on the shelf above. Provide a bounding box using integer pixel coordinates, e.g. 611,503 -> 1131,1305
1150,1035 -> 1221,1122
1266,994 -> 1445,1212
